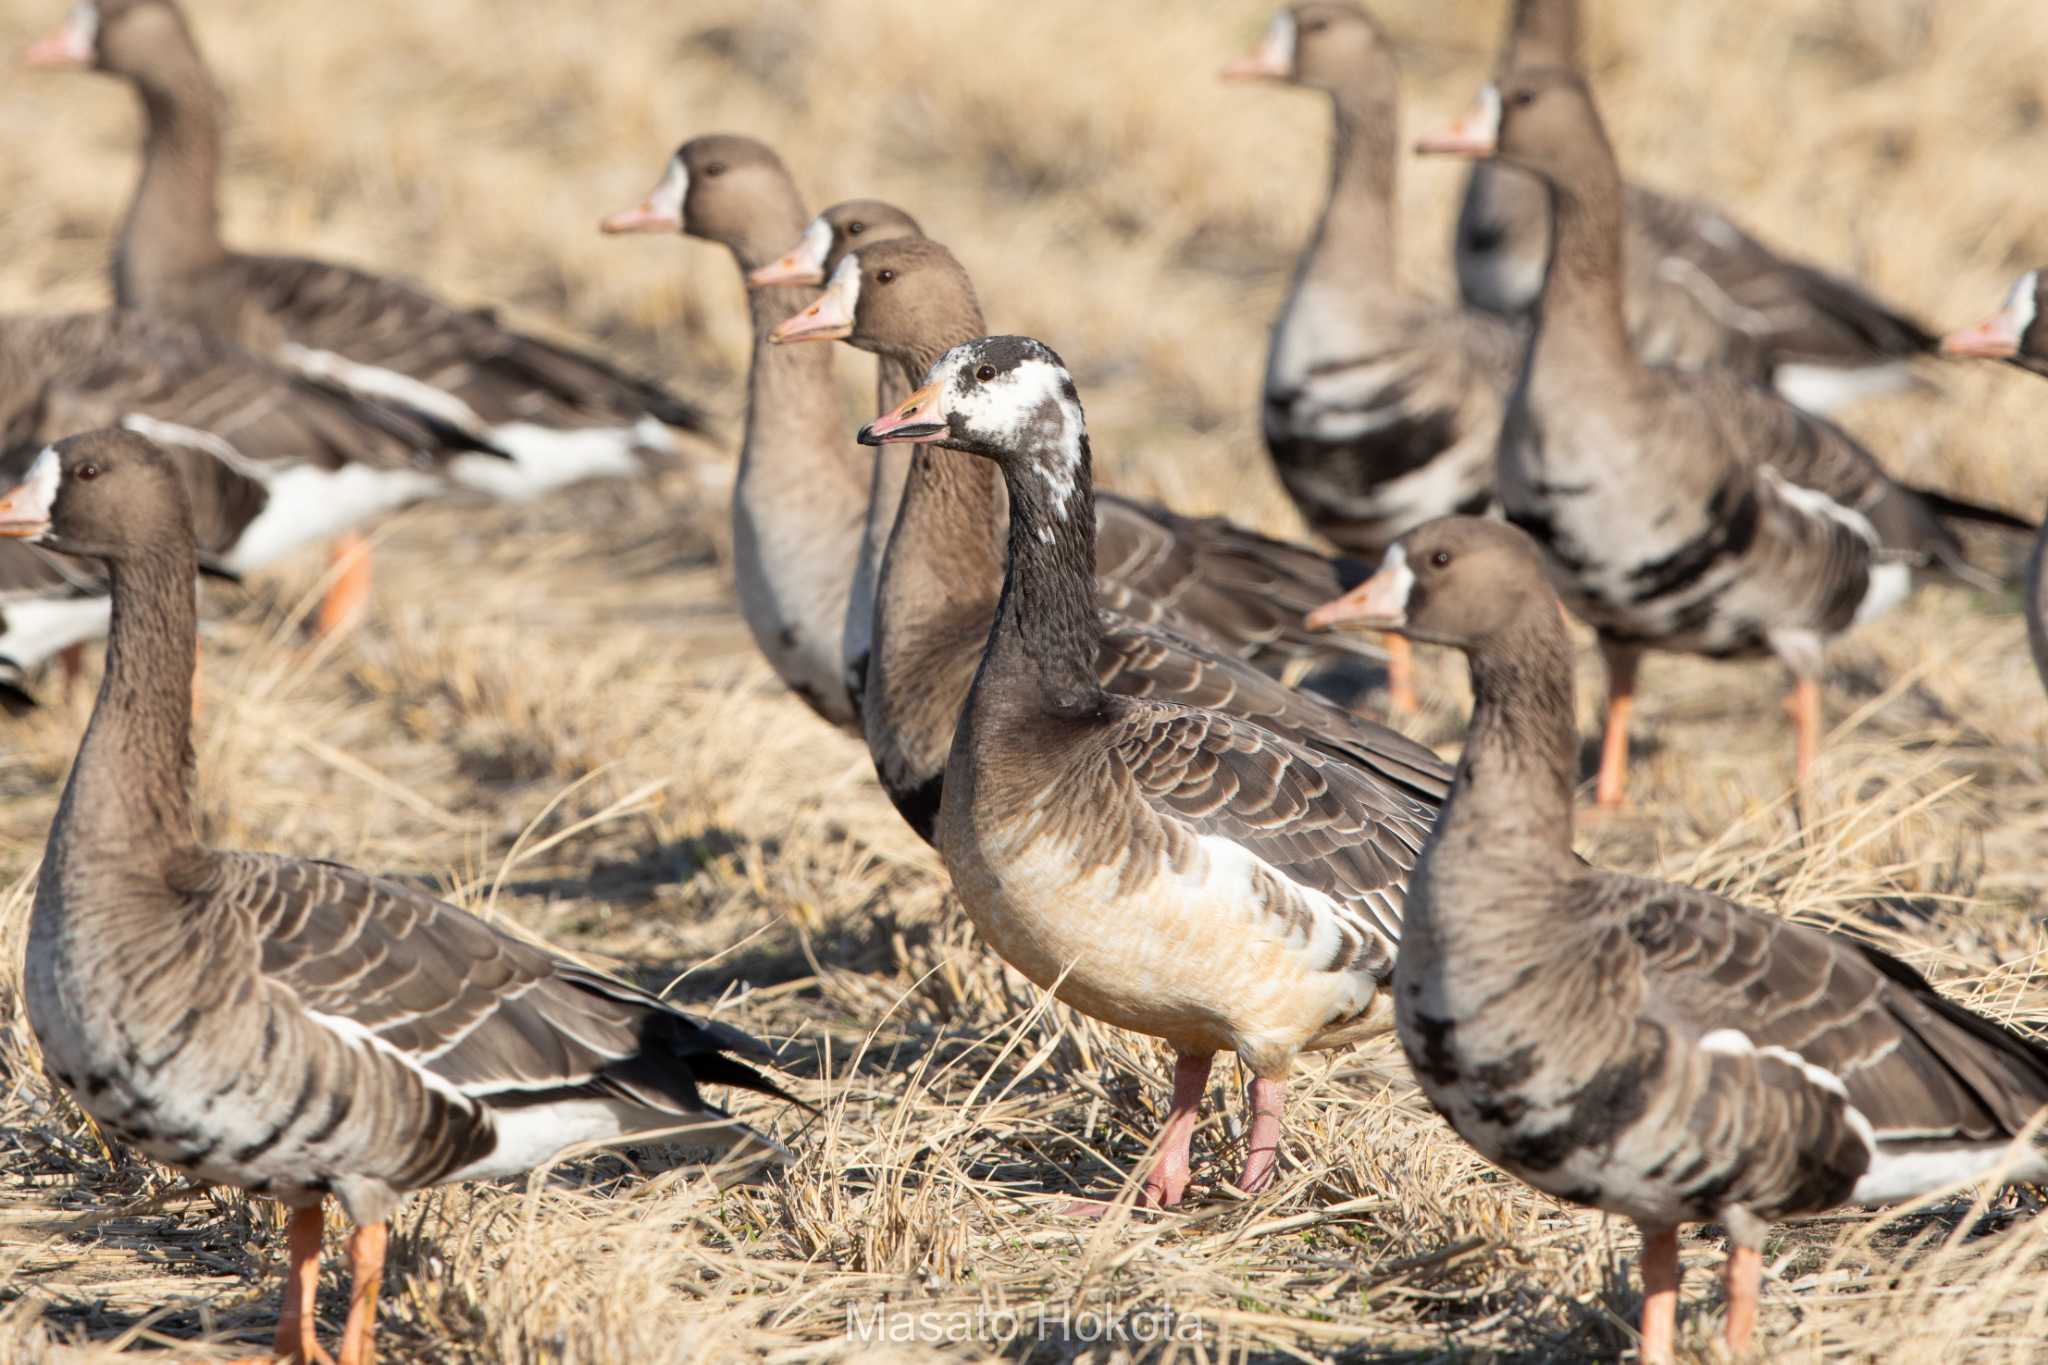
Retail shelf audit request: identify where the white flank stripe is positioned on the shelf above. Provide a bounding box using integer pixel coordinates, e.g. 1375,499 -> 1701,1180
224,462 -> 444,573
277,343 -> 488,436
0,595 -> 112,670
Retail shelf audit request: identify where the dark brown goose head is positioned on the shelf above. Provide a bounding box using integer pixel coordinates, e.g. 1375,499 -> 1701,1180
23,0 -> 195,74
1306,516 -> 1555,650
769,238 -> 979,357
1220,2 -> 1393,93
748,199 -> 925,289
1416,66 -> 1615,190
0,428 -> 193,564
1941,269 -> 2048,376
858,335 -> 1083,468
599,135 -> 805,264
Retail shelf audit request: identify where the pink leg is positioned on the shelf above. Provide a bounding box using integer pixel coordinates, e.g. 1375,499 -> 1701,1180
1235,1075 -> 1286,1193
1640,1223 -> 1680,1365
1141,1053 -> 1213,1208
1723,1243 -> 1761,1355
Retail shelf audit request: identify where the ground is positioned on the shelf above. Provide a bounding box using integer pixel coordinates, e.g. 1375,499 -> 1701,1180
3,0 -> 2048,1360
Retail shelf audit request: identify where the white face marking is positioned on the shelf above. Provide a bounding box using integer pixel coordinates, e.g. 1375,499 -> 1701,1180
1472,84 -> 1504,148
925,345 -> 1086,519
1259,11 -> 1297,75
646,156 -> 690,224
796,216 -> 834,273
68,2 -> 99,55
2006,269 -> 2039,339
821,254 -> 863,325
0,447 -> 63,538
1374,542 -> 1415,613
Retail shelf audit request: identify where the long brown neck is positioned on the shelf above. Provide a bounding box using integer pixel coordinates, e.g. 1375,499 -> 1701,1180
1527,152 -> 1636,386
1303,77 -> 1401,287
113,43 -> 228,308
977,433 -> 1104,721
1501,0 -> 1581,71
47,546 -> 199,877
737,236 -> 857,496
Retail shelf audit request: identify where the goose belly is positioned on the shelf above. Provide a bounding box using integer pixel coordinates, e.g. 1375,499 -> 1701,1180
729,493 -> 857,728
0,595 -> 112,671
222,462 -> 446,574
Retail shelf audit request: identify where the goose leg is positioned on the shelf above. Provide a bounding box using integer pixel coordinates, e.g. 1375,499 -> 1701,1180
1639,1223 -> 1680,1365
276,1204 -> 335,1365
1784,677 -> 1820,787
1235,1075 -> 1286,1194
315,533 -> 372,638
1384,635 -> 1419,715
1140,1052 -> 1213,1208
56,642 -> 87,703
335,1221 -> 387,1365
1595,642 -> 1640,809
1723,1243 -> 1761,1355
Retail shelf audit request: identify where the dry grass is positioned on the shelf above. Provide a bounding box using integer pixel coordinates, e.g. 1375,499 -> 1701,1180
3,0 -> 2048,1359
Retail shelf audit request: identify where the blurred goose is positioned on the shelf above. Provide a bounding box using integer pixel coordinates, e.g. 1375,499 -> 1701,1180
1,309 -> 480,698
1942,270 -> 2048,695
0,429 -> 793,1365
602,136 -> 869,729
1418,68 -> 2030,806
860,337 -> 1433,1208
26,0 -> 709,502
1310,516 -> 2048,1363
747,200 -> 926,290
1455,0 -> 1934,414
776,237 -> 1446,847
1222,2 -> 1523,711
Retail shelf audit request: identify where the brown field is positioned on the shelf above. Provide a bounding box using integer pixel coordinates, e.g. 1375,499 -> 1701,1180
4,0 -> 2048,1359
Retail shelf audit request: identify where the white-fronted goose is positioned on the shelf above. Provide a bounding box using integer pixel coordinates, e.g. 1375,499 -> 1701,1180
1417,68 -> 2031,806
601,137 -> 869,730
747,200 -> 926,291
777,237 -> 1448,851
860,336 -> 1432,1207
1455,0 -> 1934,414
1222,2 -> 1523,711
0,429 -> 793,1365
27,0 -> 709,501
1,309 -> 481,696
1309,516 -> 2048,1363
1942,269 -> 2048,695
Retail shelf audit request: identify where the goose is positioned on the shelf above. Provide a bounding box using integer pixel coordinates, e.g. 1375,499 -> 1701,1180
859,336 -> 1434,1208
1454,0 -> 1934,415
0,428 -> 794,1365
774,237 -> 1445,847
601,136 -> 870,730
1221,2 -> 1523,712
1307,515 -> 2048,1363
1941,269 -> 2048,695
1,309 -> 484,699
746,200 -> 926,290
1416,67 -> 2031,807
25,0 -> 709,503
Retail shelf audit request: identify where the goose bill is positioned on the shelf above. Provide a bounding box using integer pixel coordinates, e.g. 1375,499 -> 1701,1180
1220,12 -> 1295,81
1415,85 -> 1502,158
1939,313 -> 2021,360
599,158 -> 687,235
768,261 -> 858,344
23,5 -> 95,68
0,448 -> 61,539
857,384 -> 947,446
1305,547 -> 1413,631
748,218 -> 833,288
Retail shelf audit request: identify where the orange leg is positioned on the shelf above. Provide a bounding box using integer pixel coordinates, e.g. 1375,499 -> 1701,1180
1639,1223 -> 1680,1365
315,533 -> 373,638
1723,1243 -> 1761,1355
277,1205 -> 335,1365
336,1221 -> 387,1365
1235,1075 -> 1286,1194
1595,644 -> 1640,810
1384,634 -> 1419,715
1141,1052 -> 1213,1208
1784,677 -> 1821,788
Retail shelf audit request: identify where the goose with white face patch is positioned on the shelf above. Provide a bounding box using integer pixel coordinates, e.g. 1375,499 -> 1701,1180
0,430 -> 796,1365
1307,515 -> 2048,1365
1222,2 -> 1524,714
860,336 -> 1439,1210
1454,0 -> 1937,413
28,0 -> 710,507
1941,268 -> 2048,698
1417,66 -> 2033,808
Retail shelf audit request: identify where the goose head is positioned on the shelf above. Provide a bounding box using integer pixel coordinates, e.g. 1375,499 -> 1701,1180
1941,270 -> 2044,368
1415,65 -> 1610,188
1307,517 -> 1559,651
769,237 -> 977,354
748,199 -> 924,289
599,135 -> 803,260
1220,3 -> 1390,91
0,429 -> 193,564
24,0 -> 194,77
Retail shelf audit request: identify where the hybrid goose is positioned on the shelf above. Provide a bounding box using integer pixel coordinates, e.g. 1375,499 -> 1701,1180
1418,67 -> 2030,806
601,136 -> 869,730
27,0 -> 708,501
1222,2 -> 1523,711
1,309 -> 479,697
860,337 -> 1434,1208
0,429 -> 793,1365
1455,0 -> 1934,414
1942,269 -> 2048,695
1310,516 -> 2048,1363
778,237 -> 1447,849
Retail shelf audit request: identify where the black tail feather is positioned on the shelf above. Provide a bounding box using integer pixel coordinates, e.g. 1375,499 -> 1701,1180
1913,485 -> 2038,535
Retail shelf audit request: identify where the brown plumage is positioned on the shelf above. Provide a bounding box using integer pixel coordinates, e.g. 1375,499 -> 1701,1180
1455,0 -> 1935,414
861,337 -> 1435,1209
1308,515 -> 2048,1364
1,429 -> 791,1365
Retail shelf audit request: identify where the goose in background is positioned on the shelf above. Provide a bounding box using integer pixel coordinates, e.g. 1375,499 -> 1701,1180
747,200 -> 927,290
601,136 -> 871,730
1417,67 -> 2031,806
1222,2 -> 1523,713
25,0 -> 710,505
860,336 -> 1433,1208
1309,515 -> 2048,1363
1941,270 -> 2048,695
1455,0 -> 1935,414
0,428 -> 794,1365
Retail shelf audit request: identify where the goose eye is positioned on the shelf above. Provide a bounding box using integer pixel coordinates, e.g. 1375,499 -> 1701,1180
76,463 -> 101,481
975,364 -> 996,382
1430,549 -> 1452,568
877,269 -> 896,284
1301,18 -> 1328,34
704,161 -> 727,177
1507,89 -> 1536,109
847,222 -> 865,236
